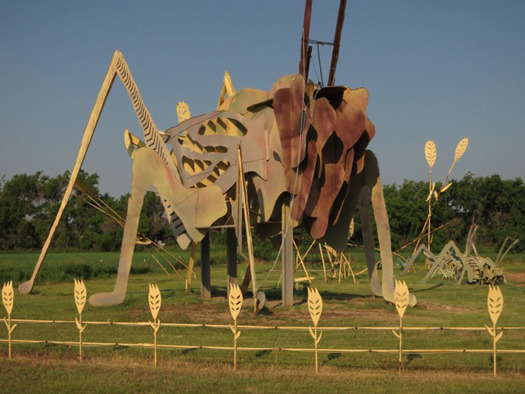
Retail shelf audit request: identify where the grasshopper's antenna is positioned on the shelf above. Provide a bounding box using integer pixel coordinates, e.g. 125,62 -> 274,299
327,0 -> 347,86
299,0 -> 313,79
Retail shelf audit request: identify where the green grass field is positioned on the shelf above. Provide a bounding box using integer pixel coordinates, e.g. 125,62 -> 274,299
1,250 -> 524,392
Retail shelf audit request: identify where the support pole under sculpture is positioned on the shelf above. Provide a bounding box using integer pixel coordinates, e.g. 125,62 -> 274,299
282,202 -> 294,306
201,232 -> 211,299
226,228 -> 238,297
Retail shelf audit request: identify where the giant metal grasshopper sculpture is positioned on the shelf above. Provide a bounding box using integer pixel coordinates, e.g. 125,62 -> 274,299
19,5 -> 415,308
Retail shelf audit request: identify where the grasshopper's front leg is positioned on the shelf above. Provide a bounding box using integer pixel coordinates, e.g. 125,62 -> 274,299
89,147 -> 226,306
89,176 -> 145,306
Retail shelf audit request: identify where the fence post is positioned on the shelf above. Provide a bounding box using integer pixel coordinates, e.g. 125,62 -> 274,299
229,283 -> 243,371
74,279 -> 87,362
393,280 -> 409,375
307,287 -> 323,373
148,284 -> 162,368
486,285 -> 504,377
2,281 -> 16,360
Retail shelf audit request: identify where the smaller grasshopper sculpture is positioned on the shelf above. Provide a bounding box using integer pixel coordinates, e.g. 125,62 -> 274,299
406,226 -> 518,285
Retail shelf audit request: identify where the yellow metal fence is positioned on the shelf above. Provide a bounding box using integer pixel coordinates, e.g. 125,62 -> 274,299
2,281 -> 524,376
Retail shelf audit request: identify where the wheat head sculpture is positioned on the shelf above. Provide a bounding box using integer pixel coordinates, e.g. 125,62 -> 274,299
486,285 -> 504,376
148,284 -> 162,367
307,287 -> 323,373
229,283 -> 243,370
73,279 -> 88,361
2,281 -> 16,359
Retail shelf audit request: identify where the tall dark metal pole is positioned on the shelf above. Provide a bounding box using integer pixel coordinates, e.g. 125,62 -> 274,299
327,0 -> 347,86
226,227 -> 237,297
200,232 -> 211,299
299,0 -> 313,78
282,202 -> 294,306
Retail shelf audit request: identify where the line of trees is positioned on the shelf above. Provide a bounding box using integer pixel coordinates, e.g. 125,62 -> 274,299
0,171 -> 174,252
378,174 -> 524,252
0,171 -> 523,253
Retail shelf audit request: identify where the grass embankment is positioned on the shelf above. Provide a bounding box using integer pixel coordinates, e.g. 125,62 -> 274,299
0,250 -> 524,392
2,356 -> 524,393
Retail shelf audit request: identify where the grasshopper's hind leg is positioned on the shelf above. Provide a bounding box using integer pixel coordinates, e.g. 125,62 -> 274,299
363,151 -> 417,306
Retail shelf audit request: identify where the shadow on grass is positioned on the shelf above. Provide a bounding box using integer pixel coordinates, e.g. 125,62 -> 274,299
410,283 -> 444,293
201,279 -> 445,308
255,350 -> 272,358
324,353 -> 341,365
181,348 -> 198,355
309,290 -> 375,302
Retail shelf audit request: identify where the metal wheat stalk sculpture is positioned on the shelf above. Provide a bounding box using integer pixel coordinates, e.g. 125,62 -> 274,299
486,285 -> 504,377
148,284 -> 162,368
416,138 -> 468,262
307,287 -> 323,373
393,280 -> 409,375
74,279 -> 87,362
424,141 -> 437,254
2,281 -> 16,359
443,138 -> 469,192
229,283 -> 243,371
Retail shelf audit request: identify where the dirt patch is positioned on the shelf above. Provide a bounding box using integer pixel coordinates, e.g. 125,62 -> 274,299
418,301 -> 478,314
120,295 -> 399,327
319,308 -> 396,325
159,303 -> 233,324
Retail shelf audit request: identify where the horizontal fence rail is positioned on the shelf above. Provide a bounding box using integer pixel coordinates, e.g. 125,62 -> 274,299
2,280 -> 524,376
2,338 -> 525,354
4,318 -> 525,332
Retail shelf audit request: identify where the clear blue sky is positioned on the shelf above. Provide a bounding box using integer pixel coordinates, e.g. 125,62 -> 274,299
1,0 -> 524,197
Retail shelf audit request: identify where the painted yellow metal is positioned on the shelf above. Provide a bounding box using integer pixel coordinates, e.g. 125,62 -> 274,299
148,284 -> 162,368
393,280 -> 410,375
176,101 -> 191,123
425,140 -> 437,169
1,279 -> 524,375
217,71 -> 236,109
2,281 -> 14,316
414,138 -> 469,260
228,283 -> 243,370
2,281 -> 16,359
409,239 -> 506,285
74,279 -> 87,362
185,242 -> 196,293
307,287 -> 323,373
318,243 -> 328,282
236,146 -> 258,313
293,239 -> 313,283
486,285 -> 504,377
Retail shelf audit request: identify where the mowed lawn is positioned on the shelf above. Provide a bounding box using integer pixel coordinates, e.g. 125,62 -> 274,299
0,251 -> 524,392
